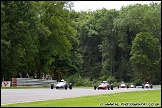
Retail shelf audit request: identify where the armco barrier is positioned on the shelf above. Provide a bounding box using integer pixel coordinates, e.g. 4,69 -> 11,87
12,78 -> 57,87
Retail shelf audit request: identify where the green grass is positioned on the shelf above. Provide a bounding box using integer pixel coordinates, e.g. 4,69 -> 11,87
2,89 -> 161,107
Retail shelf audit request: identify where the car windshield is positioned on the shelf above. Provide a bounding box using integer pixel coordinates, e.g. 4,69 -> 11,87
59,82 -> 65,84
121,83 -> 126,86
102,81 -> 107,83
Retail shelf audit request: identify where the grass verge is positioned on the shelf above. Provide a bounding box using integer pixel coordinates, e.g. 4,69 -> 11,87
2,89 -> 161,107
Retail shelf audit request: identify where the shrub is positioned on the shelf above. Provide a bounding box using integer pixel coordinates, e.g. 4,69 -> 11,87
82,77 -> 92,86
106,76 -> 117,84
134,79 -> 142,86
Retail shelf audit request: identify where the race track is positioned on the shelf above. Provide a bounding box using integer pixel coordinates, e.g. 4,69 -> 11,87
1,86 -> 160,105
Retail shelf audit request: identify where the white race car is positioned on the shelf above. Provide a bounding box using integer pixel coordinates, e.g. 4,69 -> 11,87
142,82 -> 153,89
117,81 -> 129,89
129,84 -> 136,88
51,79 -> 72,90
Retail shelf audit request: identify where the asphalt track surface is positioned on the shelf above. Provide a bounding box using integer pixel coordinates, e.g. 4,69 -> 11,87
1,86 -> 161,105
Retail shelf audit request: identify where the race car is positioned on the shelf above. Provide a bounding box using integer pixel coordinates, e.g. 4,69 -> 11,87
117,81 -> 129,89
51,79 -> 72,90
129,84 -> 136,88
94,81 -> 113,90
142,82 -> 153,89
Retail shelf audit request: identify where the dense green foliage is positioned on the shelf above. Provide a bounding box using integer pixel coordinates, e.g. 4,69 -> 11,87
130,32 -> 160,83
1,1 -> 161,85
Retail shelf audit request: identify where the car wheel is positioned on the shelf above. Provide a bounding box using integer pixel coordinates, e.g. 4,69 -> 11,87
56,87 -> 58,89
108,85 -> 110,90
117,85 -> 119,89
65,84 -> 67,90
150,84 -> 153,89
111,84 -> 113,90
142,84 -> 144,89
94,84 -> 97,90
69,83 -> 72,90
51,84 -> 54,89
127,84 -> 129,89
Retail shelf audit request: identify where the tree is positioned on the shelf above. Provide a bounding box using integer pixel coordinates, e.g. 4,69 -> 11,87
93,9 -> 119,78
130,32 -> 160,83
74,10 -> 103,79
1,1 -> 40,80
38,1 -> 77,80
113,3 -> 161,82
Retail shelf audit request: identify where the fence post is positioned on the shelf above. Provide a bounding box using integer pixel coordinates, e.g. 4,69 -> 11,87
12,78 -> 17,86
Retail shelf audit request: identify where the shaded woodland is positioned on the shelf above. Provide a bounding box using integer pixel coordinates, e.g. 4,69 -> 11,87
1,1 -> 161,86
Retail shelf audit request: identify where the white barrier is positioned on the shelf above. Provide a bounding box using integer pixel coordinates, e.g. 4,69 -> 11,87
2,81 -> 11,87
12,78 -> 57,87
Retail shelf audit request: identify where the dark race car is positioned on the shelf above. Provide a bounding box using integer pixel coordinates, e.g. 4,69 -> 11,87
94,81 -> 113,90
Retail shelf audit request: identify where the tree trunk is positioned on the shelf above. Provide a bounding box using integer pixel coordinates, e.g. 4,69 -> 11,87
54,68 -> 57,81
37,63 -> 43,79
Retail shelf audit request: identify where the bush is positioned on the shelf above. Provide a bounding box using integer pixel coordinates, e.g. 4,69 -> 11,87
75,75 -> 84,86
82,77 -> 92,86
66,75 -> 75,85
134,79 -> 142,86
151,79 -> 160,85
67,75 -> 119,87
66,74 -> 85,86
106,76 -> 117,84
